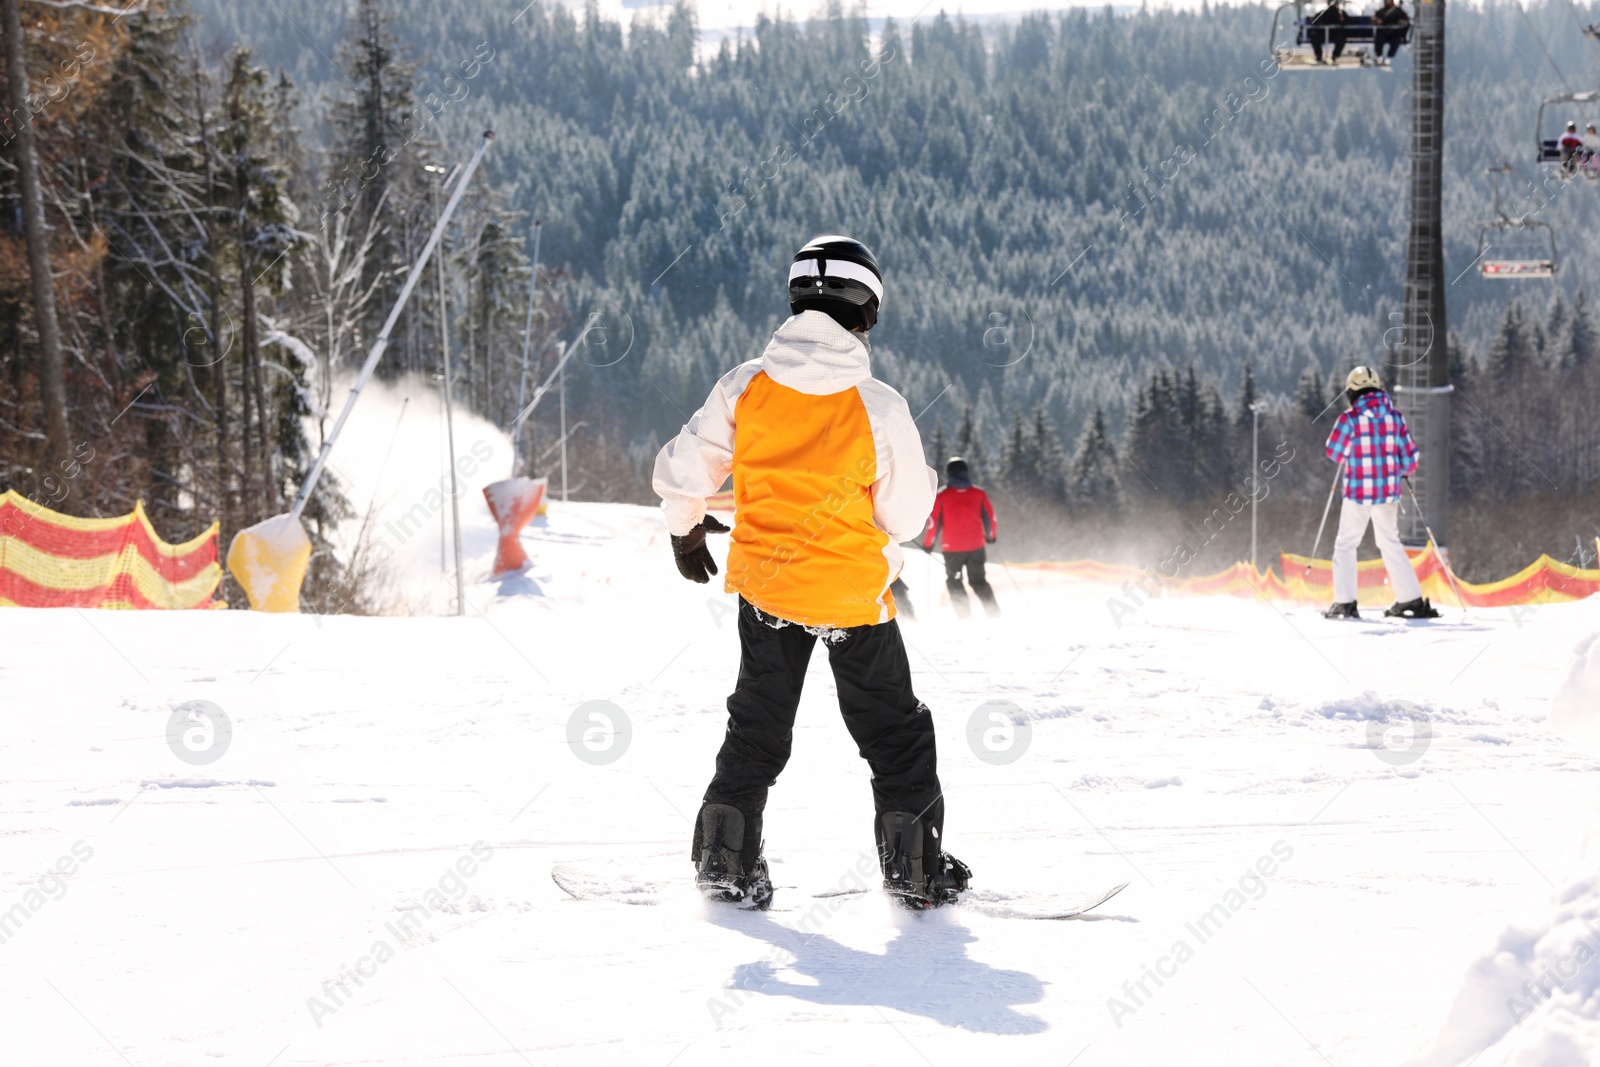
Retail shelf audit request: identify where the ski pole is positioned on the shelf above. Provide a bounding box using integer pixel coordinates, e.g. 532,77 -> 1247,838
1403,476 -> 1468,615
998,555 -> 1028,609
1305,459 -> 1346,578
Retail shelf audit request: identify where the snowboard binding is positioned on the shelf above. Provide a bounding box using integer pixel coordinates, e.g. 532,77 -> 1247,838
1384,597 -> 1441,620
693,804 -> 774,910
877,811 -> 971,910
1323,601 -> 1360,620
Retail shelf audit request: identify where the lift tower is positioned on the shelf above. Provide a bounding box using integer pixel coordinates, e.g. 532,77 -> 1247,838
1394,0 -> 1451,548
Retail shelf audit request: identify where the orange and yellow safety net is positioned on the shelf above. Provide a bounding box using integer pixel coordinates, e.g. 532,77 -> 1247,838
0,490 -> 223,610
1019,542 -> 1600,609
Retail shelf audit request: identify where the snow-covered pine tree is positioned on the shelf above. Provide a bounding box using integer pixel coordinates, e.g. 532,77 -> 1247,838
329,0 -> 430,375
953,404 -> 986,483
1294,364 -> 1327,420
1068,405 -> 1122,518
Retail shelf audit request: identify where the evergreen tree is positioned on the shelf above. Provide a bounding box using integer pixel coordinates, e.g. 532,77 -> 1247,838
953,404 -> 986,482
1068,405 -> 1121,515
1487,301 -> 1532,381
222,47 -> 304,519
1565,290 -> 1597,369
1545,293 -> 1567,366
927,422 -> 948,473
1295,364 -> 1328,420
1030,404 -> 1067,504
999,412 -> 1030,493
328,0 -> 428,373
1126,369 -> 1186,500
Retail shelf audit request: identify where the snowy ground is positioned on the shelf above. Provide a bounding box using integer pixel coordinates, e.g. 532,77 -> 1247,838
4,487 -> 1599,1065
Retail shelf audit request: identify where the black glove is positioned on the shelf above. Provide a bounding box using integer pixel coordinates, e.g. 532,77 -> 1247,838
670,515 -> 730,584
986,536 -> 997,545
921,543 -> 933,555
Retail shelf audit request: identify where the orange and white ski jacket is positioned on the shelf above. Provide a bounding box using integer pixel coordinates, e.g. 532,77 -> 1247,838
653,311 -> 936,628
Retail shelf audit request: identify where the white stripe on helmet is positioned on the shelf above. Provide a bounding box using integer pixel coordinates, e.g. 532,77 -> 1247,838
788,258 -> 884,302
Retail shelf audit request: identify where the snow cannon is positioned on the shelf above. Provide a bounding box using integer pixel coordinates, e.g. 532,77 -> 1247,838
483,476 -> 548,578
222,131 -> 494,612
227,514 -> 311,612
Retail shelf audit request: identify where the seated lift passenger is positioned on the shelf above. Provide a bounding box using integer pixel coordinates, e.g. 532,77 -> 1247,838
1370,0 -> 1409,63
1308,0 -> 1348,64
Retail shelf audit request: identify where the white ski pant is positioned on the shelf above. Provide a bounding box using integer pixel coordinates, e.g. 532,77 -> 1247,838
1332,499 -> 1423,604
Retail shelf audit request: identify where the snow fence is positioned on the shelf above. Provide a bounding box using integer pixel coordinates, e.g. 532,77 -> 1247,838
1017,542 -> 1600,609
0,490 -> 223,609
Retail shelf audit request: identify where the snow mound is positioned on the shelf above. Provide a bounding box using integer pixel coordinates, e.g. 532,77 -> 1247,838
1550,633 -> 1600,756
1309,691 -> 1472,725
1409,874 -> 1600,1067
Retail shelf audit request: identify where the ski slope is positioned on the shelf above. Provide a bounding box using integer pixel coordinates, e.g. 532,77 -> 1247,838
3,494 -> 1599,1066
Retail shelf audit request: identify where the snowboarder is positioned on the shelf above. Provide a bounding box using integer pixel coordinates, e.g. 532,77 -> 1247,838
1322,366 -> 1439,620
921,457 -> 1000,618
652,234 -> 971,910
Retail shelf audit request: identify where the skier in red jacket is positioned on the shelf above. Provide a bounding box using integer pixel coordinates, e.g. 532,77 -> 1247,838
921,457 -> 1000,618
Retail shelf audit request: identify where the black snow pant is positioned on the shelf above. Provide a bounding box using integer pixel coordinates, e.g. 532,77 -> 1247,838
944,547 -> 1000,618
1308,26 -> 1345,62
697,598 -> 944,869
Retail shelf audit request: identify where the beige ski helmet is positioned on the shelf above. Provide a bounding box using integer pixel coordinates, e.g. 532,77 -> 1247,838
1345,366 -> 1383,393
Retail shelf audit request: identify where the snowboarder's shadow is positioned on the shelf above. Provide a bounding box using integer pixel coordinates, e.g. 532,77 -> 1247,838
707,906 -> 1047,1035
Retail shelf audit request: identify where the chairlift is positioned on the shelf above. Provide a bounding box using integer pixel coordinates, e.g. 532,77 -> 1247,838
1476,164 -> 1559,280
1535,90 -> 1600,176
1270,0 -> 1411,71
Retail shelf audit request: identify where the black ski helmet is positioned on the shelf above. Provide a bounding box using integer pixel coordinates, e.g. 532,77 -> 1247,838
946,456 -> 971,487
788,235 -> 882,332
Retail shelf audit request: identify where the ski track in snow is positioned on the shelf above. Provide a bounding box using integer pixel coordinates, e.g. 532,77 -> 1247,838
2,496 -> 1598,1066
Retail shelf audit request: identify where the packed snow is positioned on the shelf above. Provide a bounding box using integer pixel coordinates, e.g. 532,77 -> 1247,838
2,396 -> 1598,1065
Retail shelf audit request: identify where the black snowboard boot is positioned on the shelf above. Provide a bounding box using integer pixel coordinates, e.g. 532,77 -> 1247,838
1385,597 -> 1441,619
876,810 -> 971,910
692,803 -> 773,910
1323,601 -> 1360,619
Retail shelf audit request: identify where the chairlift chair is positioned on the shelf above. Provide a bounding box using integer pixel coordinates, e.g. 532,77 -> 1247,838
1535,90 -> 1600,172
1477,165 -> 1559,279
1270,0 -> 1412,71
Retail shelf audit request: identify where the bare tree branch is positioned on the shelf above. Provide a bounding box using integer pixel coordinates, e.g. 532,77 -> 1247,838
23,0 -> 150,16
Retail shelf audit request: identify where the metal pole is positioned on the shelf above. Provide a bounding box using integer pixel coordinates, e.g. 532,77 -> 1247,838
511,218 -> 542,478
435,176 -> 466,617
559,361 -> 569,502
289,131 -> 493,520
1250,403 -> 1260,574
507,313 -> 600,439
1394,0 -> 1450,549
439,381 -> 446,574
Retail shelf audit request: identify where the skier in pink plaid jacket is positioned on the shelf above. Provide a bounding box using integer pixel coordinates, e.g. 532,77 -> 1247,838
1322,367 -> 1438,620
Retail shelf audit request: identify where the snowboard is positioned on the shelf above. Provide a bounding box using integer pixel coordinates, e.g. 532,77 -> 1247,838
550,863 -> 780,911
815,881 -> 1129,920
552,863 -> 1129,920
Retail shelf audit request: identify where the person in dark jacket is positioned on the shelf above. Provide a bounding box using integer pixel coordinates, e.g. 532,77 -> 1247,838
1370,0 -> 1409,63
1308,0 -> 1348,64
921,457 -> 1000,618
